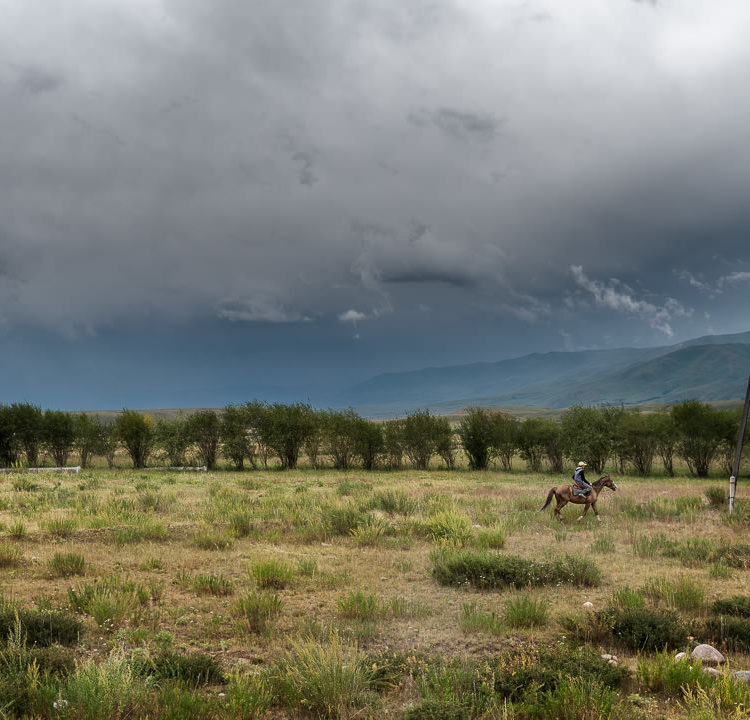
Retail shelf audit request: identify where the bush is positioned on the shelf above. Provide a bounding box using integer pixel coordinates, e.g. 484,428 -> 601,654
133,650 -> 224,685
116,410 -> 155,468
251,559 -> 295,589
705,486 -> 727,508
0,542 -> 22,568
704,616 -> 750,652
504,595 -> 549,628
426,511 -> 472,547
324,504 -> 366,537
712,596 -> 750,617
432,550 -> 600,590
49,552 -> 86,577
711,543 -> 750,569
404,699 -> 468,720
636,651 -> 707,696
491,644 -> 630,701
234,592 -> 282,633
0,604 -> 82,647
458,602 -> 503,635
522,676 -> 619,720
270,634 -> 373,719
193,574 -> 234,596
337,591 -> 380,621
607,605 -> 686,652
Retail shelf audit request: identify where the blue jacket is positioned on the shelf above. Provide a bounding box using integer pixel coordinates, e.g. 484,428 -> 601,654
574,467 -> 591,488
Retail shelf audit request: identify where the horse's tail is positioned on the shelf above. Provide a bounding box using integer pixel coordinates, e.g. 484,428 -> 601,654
540,487 -> 556,511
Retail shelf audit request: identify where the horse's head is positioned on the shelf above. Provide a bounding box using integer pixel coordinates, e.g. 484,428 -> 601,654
600,474 -> 617,491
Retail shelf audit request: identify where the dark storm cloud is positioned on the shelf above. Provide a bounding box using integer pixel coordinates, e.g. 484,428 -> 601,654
1,0 -> 749,352
407,107 -> 503,143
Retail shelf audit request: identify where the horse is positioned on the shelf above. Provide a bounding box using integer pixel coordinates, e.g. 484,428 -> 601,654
540,474 -> 617,523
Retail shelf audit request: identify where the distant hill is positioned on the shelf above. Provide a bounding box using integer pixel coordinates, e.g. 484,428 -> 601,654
341,330 -> 750,416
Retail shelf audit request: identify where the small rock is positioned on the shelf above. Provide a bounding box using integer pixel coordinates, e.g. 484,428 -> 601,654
703,667 -> 722,677
608,659 -> 618,666
583,601 -> 594,610
691,644 -> 725,666
321,542 -> 331,547
675,652 -> 687,661
601,654 -> 613,661
733,670 -> 750,683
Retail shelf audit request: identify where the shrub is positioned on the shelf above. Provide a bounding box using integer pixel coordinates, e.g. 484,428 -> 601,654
224,670 -> 273,719
251,559 -> 295,589
0,542 -> 23,568
371,490 -> 417,516
350,516 -> 392,546
228,511 -> 254,537
324,505 -> 365,537
705,486 -> 727,508
49,552 -> 86,577
0,604 -> 82,646
491,644 -> 630,701
522,676 -> 618,720
234,592 -> 282,633
193,574 -> 234,596
432,550 -> 600,589
712,596 -> 750,618
193,531 -> 234,551
426,511 -> 473,547
7,521 -> 26,539
133,650 -> 224,685
404,699 -> 468,720
607,605 -> 686,652
712,543 -> 750,569
337,591 -> 380,621
642,577 -> 705,611
270,634 -> 373,719
504,595 -> 549,628
636,651 -> 707,695
591,534 -> 616,554
704,616 -> 750,652
474,527 -> 506,550
459,602 -> 503,635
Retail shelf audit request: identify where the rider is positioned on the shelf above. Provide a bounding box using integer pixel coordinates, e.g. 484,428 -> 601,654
573,461 -> 592,496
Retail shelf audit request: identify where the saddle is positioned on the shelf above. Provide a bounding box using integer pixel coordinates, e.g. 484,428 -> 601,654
571,485 -> 591,497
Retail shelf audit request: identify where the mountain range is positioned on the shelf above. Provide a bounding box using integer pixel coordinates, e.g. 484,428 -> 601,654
340,330 -> 750,417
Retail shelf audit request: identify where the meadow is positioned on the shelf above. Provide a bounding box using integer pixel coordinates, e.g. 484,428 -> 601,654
1,466 -> 749,719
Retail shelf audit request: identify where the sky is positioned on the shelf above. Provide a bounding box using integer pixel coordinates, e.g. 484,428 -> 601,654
2,0 -> 750,409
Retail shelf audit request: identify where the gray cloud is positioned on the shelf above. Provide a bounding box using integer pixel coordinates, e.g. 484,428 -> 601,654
408,107 -> 503,142
0,0 -> 749,351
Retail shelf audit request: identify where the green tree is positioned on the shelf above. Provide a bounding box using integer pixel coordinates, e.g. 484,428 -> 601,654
434,417 -> 457,469
155,415 -> 191,467
402,410 -> 439,470
490,412 -> 519,472
353,418 -> 383,470
116,410 -> 155,468
323,409 -> 360,470
220,405 -> 252,470
383,419 -> 405,469
671,400 -> 724,477
457,408 -> 494,471
258,402 -> 317,470
716,408 -> 744,476
518,418 -> 549,472
244,401 -> 270,469
650,413 -> 677,477
617,411 -> 657,476
43,410 -> 76,466
101,422 -> 119,469
188,410 -> 221,469
302,411 -> 325,469
542,420 -> 564,473
0,405 -> 20,467
10,403 -> 43,465
73,413 -> 107,468
561,406 -> 617,474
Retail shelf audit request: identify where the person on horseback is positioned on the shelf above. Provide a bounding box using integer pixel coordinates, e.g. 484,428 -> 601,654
572,461 -> 592,497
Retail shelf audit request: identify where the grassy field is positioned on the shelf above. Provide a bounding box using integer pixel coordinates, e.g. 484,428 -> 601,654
1,467 -> 749,719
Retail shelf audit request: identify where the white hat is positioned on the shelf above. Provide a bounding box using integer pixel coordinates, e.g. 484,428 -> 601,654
577,461 -> 587,467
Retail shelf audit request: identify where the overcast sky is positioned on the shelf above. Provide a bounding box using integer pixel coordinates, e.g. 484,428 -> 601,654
2,0 -> 750,408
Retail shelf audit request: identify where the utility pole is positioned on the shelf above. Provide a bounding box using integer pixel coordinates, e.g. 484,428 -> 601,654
729,373 -> 750,514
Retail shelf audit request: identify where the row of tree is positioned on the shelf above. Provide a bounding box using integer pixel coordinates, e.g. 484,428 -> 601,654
0,400 -> 746,477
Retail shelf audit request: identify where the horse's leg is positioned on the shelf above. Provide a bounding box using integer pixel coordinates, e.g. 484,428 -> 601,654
554,498 -> 566,523
577,502 -> 590,522
592,501 -> 601,522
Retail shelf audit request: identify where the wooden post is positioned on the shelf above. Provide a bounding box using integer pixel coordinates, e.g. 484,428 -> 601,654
729,373 -> 750,514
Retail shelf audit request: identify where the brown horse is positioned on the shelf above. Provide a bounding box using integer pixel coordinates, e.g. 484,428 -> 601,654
540,474 -> 617,523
